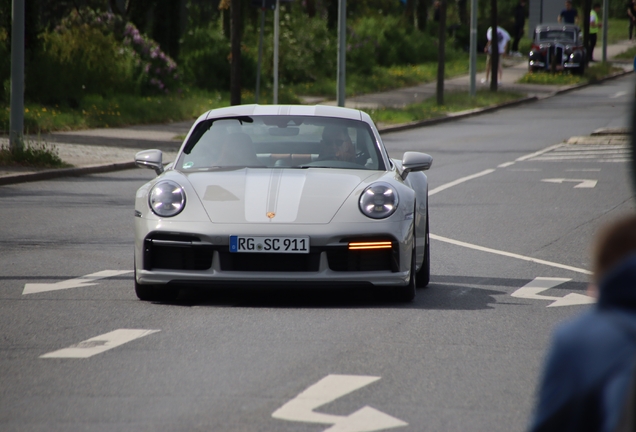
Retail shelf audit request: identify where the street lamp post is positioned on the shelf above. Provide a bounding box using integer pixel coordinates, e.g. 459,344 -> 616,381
337,0 -> 346,107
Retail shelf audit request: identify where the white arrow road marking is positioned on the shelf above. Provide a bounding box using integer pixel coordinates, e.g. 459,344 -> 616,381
272,374 -> 407,432
511,277 -> 596,307
541,178 -> 598,188
40,329 -> 160,358
23,270 -> 133,294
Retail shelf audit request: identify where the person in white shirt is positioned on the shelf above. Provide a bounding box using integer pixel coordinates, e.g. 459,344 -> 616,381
482,26 -> 511,84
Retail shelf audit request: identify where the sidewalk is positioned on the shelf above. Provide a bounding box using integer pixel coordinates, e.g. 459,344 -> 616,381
1,41 -> 633,186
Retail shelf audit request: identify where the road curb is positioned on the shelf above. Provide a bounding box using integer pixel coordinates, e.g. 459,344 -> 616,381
1,68 -> 632,186
377,96 -> 539,134
552,68 -> 634,97
0,161 -> 136,186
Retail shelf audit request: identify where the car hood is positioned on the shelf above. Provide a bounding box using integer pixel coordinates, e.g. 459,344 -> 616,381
185,168 -> 378,224
538,40 -> 576,46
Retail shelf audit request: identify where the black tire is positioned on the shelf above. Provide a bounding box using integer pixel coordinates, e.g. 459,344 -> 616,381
574,63 -> 585,76
394,245 -> 417,302
416,211 -> 430,288
134,271 -> 179,302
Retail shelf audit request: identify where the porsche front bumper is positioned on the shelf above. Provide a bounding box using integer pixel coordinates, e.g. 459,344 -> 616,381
134,218 -> 415,287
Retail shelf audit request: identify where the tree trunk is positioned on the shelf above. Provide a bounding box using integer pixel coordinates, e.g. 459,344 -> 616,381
230,0 -> 241,106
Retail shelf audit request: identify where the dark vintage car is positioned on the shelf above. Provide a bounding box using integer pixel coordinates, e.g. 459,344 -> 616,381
528,24 -> 587,74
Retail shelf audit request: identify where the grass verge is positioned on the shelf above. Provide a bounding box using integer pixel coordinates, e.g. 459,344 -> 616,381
0,139 -> 71,168
615,45 -> 636,59
292,56 -> 488,98
517,62 -> 624,85
365,90 -> 525,125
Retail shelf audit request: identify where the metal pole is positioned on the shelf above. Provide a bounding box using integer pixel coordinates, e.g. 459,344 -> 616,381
255,1 -> 265,104
10,0 -> 24,150
337,0 -> 346,107
436,0 -> 446,105
602,0 -> 608,62
469,0 -> 477,96
273,0 -> 280,104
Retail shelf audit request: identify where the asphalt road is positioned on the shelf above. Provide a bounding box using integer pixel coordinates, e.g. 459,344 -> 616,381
1,76 -> 634,432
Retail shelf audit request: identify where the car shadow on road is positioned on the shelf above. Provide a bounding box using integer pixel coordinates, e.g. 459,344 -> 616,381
157,274 -> 562,311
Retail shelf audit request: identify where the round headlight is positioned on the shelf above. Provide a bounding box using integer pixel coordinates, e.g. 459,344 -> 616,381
149,180 -> 185,217
359,182 -> 399,219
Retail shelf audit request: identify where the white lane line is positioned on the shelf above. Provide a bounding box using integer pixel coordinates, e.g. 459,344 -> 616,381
533,155 -> 629,161
515,144 -> 563,162
498,161 -> 515,168
610,91 -> 628,99
40,329 -> 160,359
428,144 -> 568,197
566,168 -> 601,172
428,169 -> 495,196
430,234 -> 592,275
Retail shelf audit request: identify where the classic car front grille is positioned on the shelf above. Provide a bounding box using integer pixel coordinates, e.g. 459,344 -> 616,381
548,44 -> 564,68
144,235 -> 213,270
218,252 -> 321,272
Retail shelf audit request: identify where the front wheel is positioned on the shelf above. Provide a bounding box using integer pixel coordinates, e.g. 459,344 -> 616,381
416,211 -> 430,288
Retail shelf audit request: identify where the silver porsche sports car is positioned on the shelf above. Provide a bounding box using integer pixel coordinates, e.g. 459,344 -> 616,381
134,105 -> 432,302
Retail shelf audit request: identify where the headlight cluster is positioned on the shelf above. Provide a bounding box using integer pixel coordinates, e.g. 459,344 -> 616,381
149,180 -> 186,217
359,182 -> 398,219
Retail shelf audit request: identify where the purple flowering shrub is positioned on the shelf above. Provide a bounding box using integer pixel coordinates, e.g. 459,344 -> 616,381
122,23 -> 181,95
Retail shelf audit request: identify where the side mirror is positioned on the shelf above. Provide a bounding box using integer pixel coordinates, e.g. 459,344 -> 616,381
401,151 -> 433,180
135,149 -> 164,175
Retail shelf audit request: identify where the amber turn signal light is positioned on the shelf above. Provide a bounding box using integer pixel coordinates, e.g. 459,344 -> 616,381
348,241 -> 393,250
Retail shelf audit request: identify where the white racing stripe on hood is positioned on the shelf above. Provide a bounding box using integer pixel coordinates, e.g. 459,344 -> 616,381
244,170 -> 306,222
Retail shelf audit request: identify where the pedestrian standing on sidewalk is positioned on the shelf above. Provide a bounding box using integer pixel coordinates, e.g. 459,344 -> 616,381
511,0 -> 527,57
482,26 -> 510,84
558,0 -> 579,24
589,3 -> 602,62
528,213 -> 636,432
627,0 -> 636,40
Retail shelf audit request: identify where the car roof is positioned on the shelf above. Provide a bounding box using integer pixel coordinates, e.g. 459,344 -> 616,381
200,104 -> 366,123
535,23 -> 580,32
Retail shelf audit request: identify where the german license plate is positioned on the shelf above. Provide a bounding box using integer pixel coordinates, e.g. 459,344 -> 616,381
229,236 -> 309,254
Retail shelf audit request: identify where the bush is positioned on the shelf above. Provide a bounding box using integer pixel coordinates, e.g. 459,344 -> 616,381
179,23 -> 232,91
26,21 -> 138,106
348,15 -> 438,72
274,11 -> 336,83
0,28 -> 8,103
24,9 -> 181,106
240,8 -> 336,86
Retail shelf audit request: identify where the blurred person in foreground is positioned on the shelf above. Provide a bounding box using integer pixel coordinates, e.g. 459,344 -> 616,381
529,214 -> 636,432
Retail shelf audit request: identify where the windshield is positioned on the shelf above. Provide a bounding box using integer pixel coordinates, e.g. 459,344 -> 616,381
176,115 -> 385,171
537,30 -> 575,42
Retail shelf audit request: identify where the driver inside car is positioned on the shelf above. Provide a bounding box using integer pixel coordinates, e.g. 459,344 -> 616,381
319,126 -> 356,163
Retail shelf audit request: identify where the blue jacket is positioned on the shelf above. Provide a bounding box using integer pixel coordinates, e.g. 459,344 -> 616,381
529,255 -> 636,432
